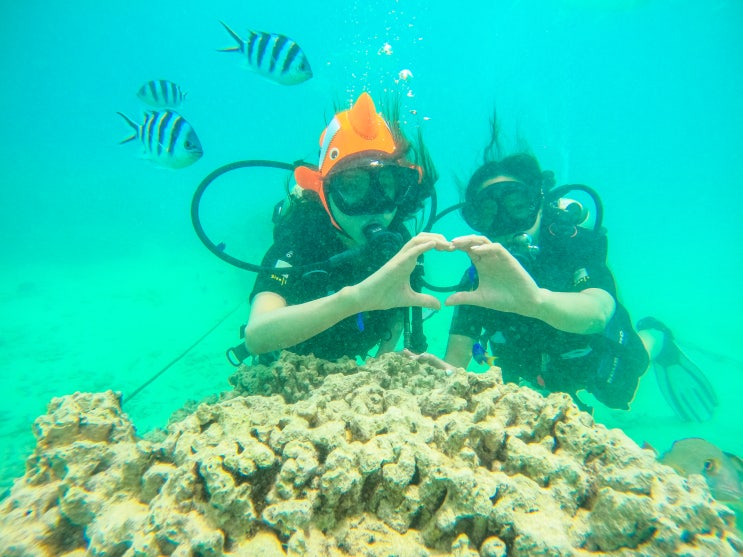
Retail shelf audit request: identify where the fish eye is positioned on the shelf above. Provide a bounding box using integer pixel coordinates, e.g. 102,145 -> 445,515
703,459 -> 718,473
184,141 -> 192,148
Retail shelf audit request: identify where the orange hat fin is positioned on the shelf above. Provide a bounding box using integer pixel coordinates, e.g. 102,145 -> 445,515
349,92 -> 380,140
294,165 -> 322,193
318,92 -> 396,177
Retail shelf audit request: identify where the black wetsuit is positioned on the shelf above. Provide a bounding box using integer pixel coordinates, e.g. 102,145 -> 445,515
250,202 -> 404,361
449,226 -> 649,410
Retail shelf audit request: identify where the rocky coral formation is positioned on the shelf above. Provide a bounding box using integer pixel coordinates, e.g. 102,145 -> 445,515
0,352 -> 740,556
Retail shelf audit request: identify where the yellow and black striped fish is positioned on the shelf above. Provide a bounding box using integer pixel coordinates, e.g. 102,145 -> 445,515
117,110 -> 203,169
218,21 -> 312,86
136,79 -> 186,108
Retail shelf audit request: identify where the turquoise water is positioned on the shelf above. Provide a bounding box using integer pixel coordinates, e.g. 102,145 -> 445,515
1,0 -> 741,496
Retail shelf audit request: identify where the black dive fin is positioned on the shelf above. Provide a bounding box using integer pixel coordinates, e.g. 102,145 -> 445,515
640,317 -> 719,422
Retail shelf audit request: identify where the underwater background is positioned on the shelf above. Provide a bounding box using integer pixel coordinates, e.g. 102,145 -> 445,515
1,0 -> 741,496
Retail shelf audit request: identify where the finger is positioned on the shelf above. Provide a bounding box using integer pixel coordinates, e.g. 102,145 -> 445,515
431,237 -> 456,251
451,234 -> 490,243
421,232 -> 455,250
444,291 -> 475,307
416,353 -> 450,370
407,233 -> 454,251
408,293 -> 442,310
400,240 -> 437,261
451,235 -> 491,250
469,242 -> 510,259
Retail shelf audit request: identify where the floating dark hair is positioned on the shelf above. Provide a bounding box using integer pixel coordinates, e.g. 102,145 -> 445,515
380,95 -> 438,223
465,108 -> 543,203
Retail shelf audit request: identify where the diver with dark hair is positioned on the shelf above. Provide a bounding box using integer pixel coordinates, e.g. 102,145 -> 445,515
245,92 -> 453,362
443,114 -> 718,421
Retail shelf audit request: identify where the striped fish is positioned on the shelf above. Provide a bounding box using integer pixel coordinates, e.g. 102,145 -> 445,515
218,21 -> 312,86
117,110 -> 203,169
136,79 -> 186,108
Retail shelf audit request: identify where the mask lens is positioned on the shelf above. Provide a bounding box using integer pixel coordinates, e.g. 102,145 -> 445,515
465,181 -> 541,235
501,188 -> 535,219
378,166 -> 400,199
327,163 -> 417,215
475,181 -> 522,204
330,168 -> 372,206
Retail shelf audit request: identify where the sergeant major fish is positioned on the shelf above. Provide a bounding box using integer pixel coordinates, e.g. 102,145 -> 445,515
136,79 -> 186,108
218,21 -> 312,85
117,110 -> 203,169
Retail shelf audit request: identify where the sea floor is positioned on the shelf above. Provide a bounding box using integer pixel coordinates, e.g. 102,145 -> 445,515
1,252 -> 741,496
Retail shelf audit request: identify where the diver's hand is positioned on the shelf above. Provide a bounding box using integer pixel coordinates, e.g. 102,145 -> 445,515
445,235 -> 542,317
399,349 -> 454,371
401,349 -> 504,382
351,233 -> 454,312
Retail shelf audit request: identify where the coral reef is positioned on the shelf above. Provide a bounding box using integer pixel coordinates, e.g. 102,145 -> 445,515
0,352 -> 740,556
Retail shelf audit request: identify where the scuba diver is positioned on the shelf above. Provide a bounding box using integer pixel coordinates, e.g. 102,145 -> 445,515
243,92 -> 453,362
442,118 -> 718,422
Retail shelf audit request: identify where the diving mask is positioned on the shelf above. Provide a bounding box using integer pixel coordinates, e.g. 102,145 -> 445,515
325,159 -> 421,216
462,180 -> 543,237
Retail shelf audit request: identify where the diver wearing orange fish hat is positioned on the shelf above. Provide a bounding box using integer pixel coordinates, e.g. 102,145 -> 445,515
245,92 -> 453,362
294,92 -> 422,240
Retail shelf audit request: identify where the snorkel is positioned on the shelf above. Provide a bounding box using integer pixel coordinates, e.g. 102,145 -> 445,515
361,222 -> 404,270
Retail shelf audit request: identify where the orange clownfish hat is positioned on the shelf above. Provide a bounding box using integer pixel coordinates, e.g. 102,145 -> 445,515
294,92 -> 397,229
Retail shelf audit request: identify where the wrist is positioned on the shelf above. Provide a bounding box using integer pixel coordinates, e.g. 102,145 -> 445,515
338,284 -> 364,315
528,288 -> 550,321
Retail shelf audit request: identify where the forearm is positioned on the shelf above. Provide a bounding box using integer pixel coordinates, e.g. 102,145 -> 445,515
445,334 -> 474,369
530,287 -> 615,335
245,287 -> 361,354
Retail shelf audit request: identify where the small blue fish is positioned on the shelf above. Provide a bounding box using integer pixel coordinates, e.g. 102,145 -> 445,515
467,264 -> 477,288
218,21 -> 312,86
117,110 -> 203,169
136,80 -> 186,108
472,342 -> 496,366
